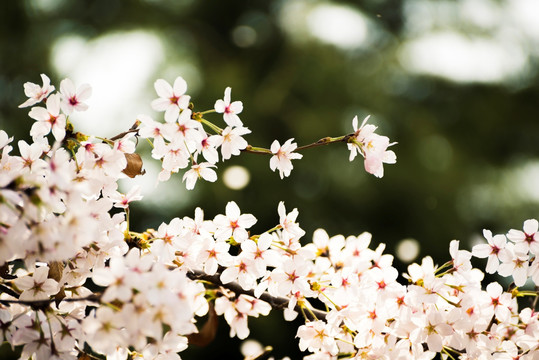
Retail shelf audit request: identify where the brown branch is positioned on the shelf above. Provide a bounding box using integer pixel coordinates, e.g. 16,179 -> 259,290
243,134 -> 354,156
0,294 -> 101,308
187,270 -> 327,321
108,121 -> 140,141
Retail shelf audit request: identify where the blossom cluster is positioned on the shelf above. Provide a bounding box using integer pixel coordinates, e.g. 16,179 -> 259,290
472,219 -> 539,287
347,115 -> 396,178
0,74 -> 537,360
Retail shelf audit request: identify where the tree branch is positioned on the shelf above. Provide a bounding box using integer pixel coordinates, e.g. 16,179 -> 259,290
243,134 -> 353,156
187,270 -> 327,321
0,294 -> 101,308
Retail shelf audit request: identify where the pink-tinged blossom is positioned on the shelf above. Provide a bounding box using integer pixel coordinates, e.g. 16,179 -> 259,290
278,201 -> 305,239
28,93 -> 66,141
362,133 -> 396,178
449,240 -> 472,274
18,73 -> 55,108
271,258 -> 312,297
404,256 -> 443,304
507,219 -> 539,256
160,143 -> 190,178
347,115 -> 396,178
498,243 -> 529,287
59,78 -> 92,114
214,296 -> 251,339
151,77 -> 191,123
82,307 -> 128,355
162,109 -> 203,149
17,140 -> 47,174
410,309 -> 453,352
297,320 -> 339,355
217,126 -> 251,160
269,138 -> 303,179
181,207 -> 216,241
214,201 -> 257,243
0,130 -> 13,149
472,229 -> 506,274
197,133 -> 221,164
214,87 -> 244,127
113,133 -> 136,154
137,114 -> 166,147
220,256 -> 257,290
197,237 -> 233,275
149,217 -> 183,263
92,146 -> 128,178
182,162 -> 217,190
110,185 -> 143,209
14,266 -> 59,301
485,282 -> 512,322
347,115 -> 373,161
141,331 -> 188,360
240,233 -> 280,277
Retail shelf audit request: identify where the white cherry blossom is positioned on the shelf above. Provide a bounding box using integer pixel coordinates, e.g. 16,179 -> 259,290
214,87 -> 244,127
18,73 -> 55,108
217,126 -> 251,160
269,138 -> 303,179
151,76 -> 191,123
59,78 -> 92,114
214,201 -> 257,243
14,266 -> 59,301
28,93 -> 66,141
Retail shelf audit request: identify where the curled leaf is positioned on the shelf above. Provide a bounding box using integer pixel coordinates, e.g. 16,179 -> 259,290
123,153 -> 145,178
187,303 -> 218,347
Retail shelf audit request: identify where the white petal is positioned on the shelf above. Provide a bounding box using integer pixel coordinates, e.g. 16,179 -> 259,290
173,76 -> 188,96
214,99 -> 226,113
524,219 -> 539,235
60,78 -> 75,96
77,83 -> 92,101
154,79 -> 173,98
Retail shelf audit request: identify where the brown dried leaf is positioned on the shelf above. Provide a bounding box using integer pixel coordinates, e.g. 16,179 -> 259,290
48,261 -> 64,282
123,153 -> 145,178
187,304 -> 218,347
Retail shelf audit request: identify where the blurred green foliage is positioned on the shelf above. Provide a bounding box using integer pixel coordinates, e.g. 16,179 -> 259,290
1,0 -> 539,358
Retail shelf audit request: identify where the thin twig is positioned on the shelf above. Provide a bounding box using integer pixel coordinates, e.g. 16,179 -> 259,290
187,270 -> 327,321
108,121 -> 140,141
0,294 -> 101,307
243,134 -> 353,156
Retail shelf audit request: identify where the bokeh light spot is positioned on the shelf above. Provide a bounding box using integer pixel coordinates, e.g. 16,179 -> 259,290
223,165 -> 250,190
232,25 -> 257,48
396,238 -> 420,263
306,3 -> 368,49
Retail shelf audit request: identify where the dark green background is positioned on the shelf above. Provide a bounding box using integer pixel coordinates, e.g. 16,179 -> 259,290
1,0 -> 538,359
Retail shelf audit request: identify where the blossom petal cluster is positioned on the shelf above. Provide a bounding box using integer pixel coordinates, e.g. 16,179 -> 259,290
270,138 -> 303,179
1,74 -> 537,360
473,219 -> 539,286
347,115 -> 396,177
140,78 -> 251,188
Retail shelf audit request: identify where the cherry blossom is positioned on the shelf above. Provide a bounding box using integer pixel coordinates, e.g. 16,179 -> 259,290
59,78 -> 92,114
182,162 -> 217,190
218,126 -> 251,160
13,266 -> 59,301
507,219 -> 539,255
214,87 -> 244,127
151,76 -> 191,123
472,229 -> 507,274
269,138 -> 303,179
18,73 -> 55,108
28,93 -> 66,141
4,73 -> 539,360
214,201 -> 257,243
347,115 -> 396,178
110,185 -> 143,209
